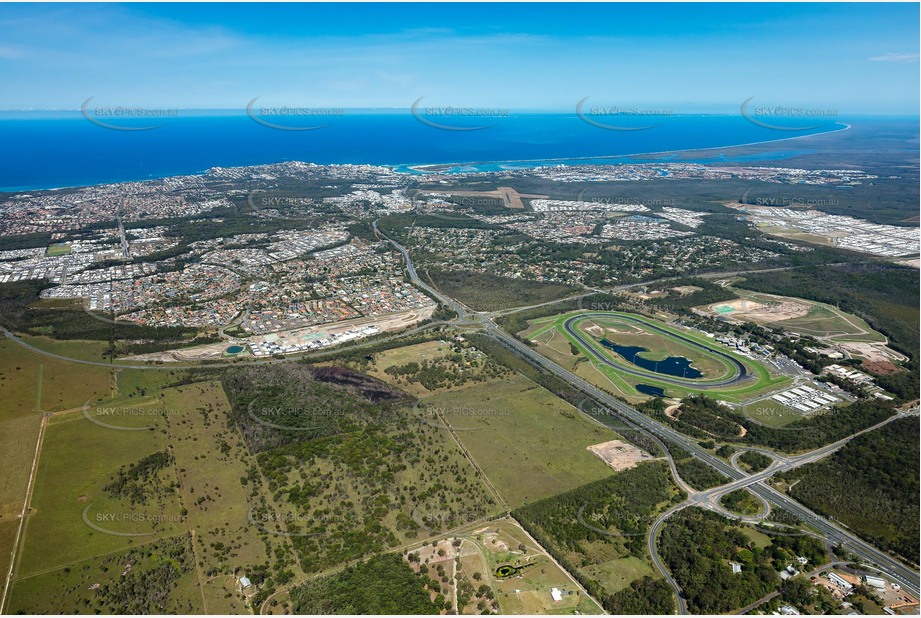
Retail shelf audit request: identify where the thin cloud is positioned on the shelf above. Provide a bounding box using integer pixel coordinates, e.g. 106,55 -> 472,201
0,45 -> 27,59
870,52 -> 919,62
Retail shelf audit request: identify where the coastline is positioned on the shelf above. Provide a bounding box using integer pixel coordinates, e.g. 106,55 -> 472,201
0,122 -> 852,193
403,122 -> 853,172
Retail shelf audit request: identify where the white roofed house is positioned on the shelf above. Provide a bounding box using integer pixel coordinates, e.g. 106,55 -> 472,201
237,576 -> 253,593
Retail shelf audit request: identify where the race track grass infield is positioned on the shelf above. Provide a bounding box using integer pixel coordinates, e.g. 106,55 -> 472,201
579,314 -> 733,378
524,310 -> 789,404
420,373 -> 616,508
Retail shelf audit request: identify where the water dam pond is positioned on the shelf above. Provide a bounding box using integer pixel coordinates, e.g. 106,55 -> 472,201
598,339 -> 703,379
636,384 -> 667,397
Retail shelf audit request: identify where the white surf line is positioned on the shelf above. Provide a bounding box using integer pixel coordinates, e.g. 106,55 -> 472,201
402,122 -> 852,171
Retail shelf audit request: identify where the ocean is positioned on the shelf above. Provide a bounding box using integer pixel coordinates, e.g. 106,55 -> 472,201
0,112 -> 847,191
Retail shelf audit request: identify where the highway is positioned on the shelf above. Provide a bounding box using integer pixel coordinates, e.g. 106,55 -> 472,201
372,219 -> 471,321
0,217 -> 915,614
372,220 -> 921,610
484,326 -> 920,601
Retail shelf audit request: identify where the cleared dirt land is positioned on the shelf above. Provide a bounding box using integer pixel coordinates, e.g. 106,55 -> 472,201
587,440 -> 655,472
707,297 -> 810,322
700,289 -> 888,344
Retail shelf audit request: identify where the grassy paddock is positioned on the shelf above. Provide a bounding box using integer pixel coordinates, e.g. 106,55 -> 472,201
160,381 -> 292,613
14,405 -> 182,578
421,373 -> 615,508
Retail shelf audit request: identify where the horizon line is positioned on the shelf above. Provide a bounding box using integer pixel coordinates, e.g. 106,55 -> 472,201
0,108 -> 918,117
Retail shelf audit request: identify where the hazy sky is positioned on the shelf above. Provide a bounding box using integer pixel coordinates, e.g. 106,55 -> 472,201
1,2 -> 918,113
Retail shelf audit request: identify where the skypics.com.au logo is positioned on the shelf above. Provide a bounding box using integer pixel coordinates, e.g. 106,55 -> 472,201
411,97 -> 508,131
245,400 -> 344,432
740,188 -> 840,208
740,97 -> 838,132
82,400 -> 180,431
245,192 -> 315,221
246,97 -> 343,131
81,97 -> 179,131
246,506 -> 332,537
576,97 -> 672,131
411,402 -> 510,432
82,504 -> 184,537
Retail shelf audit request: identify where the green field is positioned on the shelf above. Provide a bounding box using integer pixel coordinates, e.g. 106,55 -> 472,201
740,400 -> 805,428
9,535 -> 203,614
0,339 -> 114,416
523,310 -> 789,404
581,556 -> 654,595
45,244 -> 72,257
7,377 -> 298,614
13,401 -> 185,578
737,525 -> 773,549
0,336 -> 196,605
0,339 -> 116,605
420,373 -> 616,508
0,414 -> 41,525
365,339 -> 505,396
426,268 -> 579,312
159,381 -> 297,613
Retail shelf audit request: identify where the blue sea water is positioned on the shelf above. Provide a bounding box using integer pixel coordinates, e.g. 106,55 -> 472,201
0,112 -> 845,191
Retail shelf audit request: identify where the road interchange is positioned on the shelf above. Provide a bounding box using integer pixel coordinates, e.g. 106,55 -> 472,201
0,219 -> 915,614
374,220 -> 921,611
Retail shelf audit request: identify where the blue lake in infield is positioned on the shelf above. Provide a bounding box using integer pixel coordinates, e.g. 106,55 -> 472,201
598,339 -> 703,379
